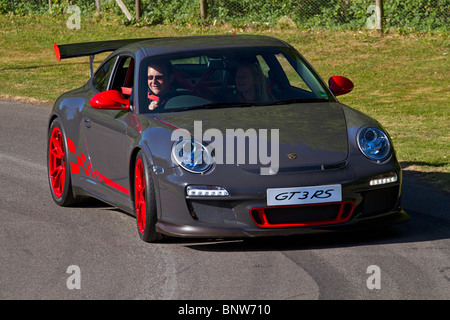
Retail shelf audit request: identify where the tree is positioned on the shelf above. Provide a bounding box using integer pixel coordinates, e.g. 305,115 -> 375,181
136,0 -> 141,20
200,0 -> 208,20
376,0 -> 384,34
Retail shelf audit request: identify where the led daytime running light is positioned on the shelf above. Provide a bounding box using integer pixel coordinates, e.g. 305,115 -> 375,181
370,173 -> 398,186
186,186 -> 229,197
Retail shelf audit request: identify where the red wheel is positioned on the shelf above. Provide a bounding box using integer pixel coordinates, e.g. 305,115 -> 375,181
49,126 -> 66,198
47,119 -> 78,206
134,150 -> 163,242
135,157 -> 146,234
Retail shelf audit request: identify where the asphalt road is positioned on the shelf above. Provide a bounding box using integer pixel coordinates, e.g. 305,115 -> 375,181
0,99 -> 449,301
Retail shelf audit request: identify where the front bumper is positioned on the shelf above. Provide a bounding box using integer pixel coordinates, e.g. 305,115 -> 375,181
156,208 -> 409,238
153,154 -> 409,239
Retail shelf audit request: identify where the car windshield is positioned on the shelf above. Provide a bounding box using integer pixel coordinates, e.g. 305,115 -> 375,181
139,47 -> 333,113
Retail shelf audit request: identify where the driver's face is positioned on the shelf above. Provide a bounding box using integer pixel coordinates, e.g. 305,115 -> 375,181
148,65 -> 170,96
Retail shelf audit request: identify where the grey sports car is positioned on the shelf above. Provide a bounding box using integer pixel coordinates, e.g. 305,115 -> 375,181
48,35 -> 408,242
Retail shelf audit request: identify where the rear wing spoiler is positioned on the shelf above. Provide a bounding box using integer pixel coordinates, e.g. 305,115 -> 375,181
53,38 -> 156,76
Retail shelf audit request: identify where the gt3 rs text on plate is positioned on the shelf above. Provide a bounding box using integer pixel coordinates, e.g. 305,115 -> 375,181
267,184 -> 342,206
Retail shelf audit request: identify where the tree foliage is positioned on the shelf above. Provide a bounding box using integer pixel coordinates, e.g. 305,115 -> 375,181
0,0 -> 447,31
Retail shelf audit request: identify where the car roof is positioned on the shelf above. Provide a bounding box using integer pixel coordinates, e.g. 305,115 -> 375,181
118,34 -> 291,57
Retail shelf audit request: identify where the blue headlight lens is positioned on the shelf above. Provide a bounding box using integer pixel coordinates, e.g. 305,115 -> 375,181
358,127 -> 391,161
172,140 -> 212,173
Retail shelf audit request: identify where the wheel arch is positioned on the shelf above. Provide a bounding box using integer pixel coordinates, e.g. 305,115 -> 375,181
48,114 -> 59,134
128,145 -> 163,220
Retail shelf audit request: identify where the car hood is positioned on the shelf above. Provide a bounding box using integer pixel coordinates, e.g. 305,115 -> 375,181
153,102 -> 348,172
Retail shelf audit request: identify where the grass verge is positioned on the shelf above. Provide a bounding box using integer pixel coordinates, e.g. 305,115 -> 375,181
0,14 -> 448,192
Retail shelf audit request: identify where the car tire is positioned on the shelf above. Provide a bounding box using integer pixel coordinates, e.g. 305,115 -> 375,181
134,150 -> 164,242
47,118 -> 79,207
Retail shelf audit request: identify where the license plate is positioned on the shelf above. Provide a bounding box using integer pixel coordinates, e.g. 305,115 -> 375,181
267,184 -> 342,206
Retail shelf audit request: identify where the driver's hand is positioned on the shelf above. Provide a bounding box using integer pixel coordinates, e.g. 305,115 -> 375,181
148,100 -> 159,111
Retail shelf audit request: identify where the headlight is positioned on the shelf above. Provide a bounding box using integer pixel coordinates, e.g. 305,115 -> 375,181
357,127 -> 391,161
172,139 -> 212,173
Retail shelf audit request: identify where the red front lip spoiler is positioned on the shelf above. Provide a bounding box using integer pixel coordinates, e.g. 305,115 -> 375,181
250,201 -> 355,228
155,208 -> 408,238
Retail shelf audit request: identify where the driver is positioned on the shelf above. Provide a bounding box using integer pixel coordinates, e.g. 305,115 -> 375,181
147,60 -> 174,111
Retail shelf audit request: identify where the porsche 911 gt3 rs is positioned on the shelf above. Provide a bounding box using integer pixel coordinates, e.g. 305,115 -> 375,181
48,35 -> 408,242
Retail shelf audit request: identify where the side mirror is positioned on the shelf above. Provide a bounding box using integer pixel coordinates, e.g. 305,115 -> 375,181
328,76 -> 354,96
90,90 -> 130,110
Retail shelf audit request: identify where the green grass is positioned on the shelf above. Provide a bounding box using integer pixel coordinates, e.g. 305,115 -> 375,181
0,14 -> 448,191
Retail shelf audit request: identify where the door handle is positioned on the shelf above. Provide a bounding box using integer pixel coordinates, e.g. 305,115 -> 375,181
84,117 -> 91,128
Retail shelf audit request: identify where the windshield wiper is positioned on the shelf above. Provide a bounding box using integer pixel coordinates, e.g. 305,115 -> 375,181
170,101 -> 254,112
258,97 -> 330,106
166,98 -> 329,113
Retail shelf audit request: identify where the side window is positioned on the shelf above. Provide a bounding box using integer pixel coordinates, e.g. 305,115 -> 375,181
93,56 -> 117,92
110,56 -> 135,96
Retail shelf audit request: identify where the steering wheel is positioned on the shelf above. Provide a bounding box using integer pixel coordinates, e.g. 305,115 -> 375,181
158,89 -> 195,105
157,89 -> 212,110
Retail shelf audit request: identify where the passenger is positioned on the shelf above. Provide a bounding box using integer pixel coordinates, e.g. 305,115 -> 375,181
147,61 -> 174,110
235,63 -> 272,103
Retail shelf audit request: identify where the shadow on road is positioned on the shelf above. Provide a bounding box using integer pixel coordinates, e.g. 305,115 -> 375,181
401,161 -> 449,195
182,213 -> 448,252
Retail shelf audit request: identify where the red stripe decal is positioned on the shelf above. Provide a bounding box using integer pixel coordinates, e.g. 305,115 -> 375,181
95,171 -> 129,195
65,136 -> 129,195
154,117 -> 180,130
71,162 -> 80,174
67,138 -> 76,154
77,155 -> 83,167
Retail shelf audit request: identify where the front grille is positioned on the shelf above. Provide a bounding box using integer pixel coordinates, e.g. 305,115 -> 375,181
362,186 -> 399,217
187,200 -> 237,224
250,201 -> 354,228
